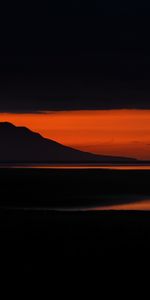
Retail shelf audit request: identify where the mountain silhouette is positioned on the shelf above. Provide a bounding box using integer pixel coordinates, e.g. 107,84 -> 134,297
0,122 -> 137,163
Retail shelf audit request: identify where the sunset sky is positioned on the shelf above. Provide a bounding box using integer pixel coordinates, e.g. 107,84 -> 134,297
0,2 -> 150,161
0,109 -> 150,160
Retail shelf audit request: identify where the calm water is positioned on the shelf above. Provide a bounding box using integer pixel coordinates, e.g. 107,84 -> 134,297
1,163 -> 150,211
24,198 -> 150,211
1,164 -> 150,170
91,198 -> 150,211
22,195 -> 150,212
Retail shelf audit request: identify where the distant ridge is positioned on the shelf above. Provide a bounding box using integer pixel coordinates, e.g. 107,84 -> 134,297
0,122 -> 137,163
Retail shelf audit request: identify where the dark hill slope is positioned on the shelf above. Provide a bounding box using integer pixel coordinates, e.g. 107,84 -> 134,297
0,122 -> 137,163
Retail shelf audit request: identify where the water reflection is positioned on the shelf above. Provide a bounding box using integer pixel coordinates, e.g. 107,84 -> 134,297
89,197 -> 150,211
8,195 -> 150,211
1,164 -> 150,170
28,195 -> 150,212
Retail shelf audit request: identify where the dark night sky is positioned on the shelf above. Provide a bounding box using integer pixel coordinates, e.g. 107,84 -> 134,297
1,1 -> 150,112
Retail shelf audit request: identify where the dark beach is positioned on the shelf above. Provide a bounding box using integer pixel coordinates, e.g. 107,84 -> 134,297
0,168 -> 150,276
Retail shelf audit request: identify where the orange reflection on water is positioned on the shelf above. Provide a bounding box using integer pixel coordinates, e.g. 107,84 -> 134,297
93,199 -> 150,211
2,165 -> 150,170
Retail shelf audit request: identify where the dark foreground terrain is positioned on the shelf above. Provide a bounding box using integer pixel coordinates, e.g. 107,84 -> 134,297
0,168 -> 150,278
0,168 -> 150,208
1,209 -> 150,281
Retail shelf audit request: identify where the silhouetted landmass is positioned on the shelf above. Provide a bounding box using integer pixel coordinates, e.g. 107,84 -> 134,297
0,122 -> 137,163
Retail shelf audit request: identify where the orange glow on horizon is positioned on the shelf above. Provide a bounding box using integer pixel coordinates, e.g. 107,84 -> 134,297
0,109 -> 150,160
